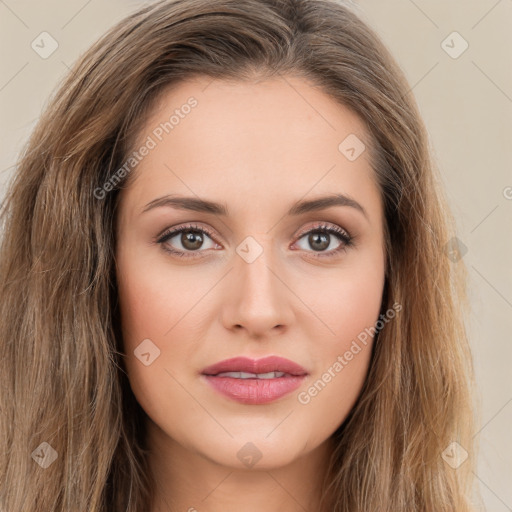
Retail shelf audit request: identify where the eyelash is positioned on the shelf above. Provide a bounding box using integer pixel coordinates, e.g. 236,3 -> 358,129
156,222 -> 354,260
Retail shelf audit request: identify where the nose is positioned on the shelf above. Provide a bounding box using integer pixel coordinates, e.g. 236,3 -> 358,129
220,238 -> 294,339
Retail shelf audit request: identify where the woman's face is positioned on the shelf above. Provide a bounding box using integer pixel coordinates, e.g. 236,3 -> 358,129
115,75 -> 386,470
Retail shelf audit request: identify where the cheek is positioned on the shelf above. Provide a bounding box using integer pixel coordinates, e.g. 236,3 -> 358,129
333,264 -> 384,340
292,253 -> 384,438
321,255 -> 384,376
115,245 -> 185,398
116,244 -> 189,347
297,247 -> 385,346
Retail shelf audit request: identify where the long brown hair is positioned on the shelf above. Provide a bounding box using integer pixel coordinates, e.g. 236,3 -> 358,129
0,0 -> 479,510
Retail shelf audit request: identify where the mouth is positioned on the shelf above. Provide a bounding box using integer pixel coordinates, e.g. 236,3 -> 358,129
200,356 -> 308,404
201,355 -> 308,377
210,371 -> 293,379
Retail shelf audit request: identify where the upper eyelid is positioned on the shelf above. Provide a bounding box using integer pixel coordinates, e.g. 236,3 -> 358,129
157,222 -> 216,241
294,223 -> 350,239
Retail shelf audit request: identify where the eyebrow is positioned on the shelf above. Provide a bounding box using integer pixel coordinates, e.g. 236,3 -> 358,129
142,193 -> 368,220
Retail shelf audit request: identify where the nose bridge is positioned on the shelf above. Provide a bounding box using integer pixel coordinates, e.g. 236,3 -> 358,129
236,233 -> 281,300
225,233 -> 292,333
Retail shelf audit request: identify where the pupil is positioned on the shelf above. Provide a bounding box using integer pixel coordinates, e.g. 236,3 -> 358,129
310,232 -> 329,251
182,230 -> 203,250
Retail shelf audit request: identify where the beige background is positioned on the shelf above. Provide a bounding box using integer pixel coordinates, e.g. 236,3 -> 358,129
1,1 -> 511,510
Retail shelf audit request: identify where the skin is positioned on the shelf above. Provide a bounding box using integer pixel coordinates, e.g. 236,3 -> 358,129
115,74 -> 386,512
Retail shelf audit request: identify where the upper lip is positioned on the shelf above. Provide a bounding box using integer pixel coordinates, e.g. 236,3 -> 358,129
201,356 -> 308,376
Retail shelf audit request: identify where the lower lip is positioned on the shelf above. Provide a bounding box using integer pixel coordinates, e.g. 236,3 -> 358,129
201,375 -> 307,404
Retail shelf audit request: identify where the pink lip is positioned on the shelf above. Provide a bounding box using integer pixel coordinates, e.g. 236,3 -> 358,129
201,356 -> 309,405
201,356 -> 308,376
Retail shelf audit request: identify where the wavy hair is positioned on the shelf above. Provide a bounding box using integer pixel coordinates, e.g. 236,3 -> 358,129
0,0 -> 479,510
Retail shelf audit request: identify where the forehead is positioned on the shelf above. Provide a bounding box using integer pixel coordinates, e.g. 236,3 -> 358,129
119,75 -> 381,223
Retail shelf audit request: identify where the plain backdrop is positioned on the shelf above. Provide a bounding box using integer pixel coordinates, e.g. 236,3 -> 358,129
1,1 -> 511,510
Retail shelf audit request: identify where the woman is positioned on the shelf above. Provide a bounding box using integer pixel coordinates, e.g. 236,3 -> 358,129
0,0 -> 479,510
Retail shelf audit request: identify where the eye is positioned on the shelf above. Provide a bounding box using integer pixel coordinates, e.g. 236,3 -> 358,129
156,223 -> 220,259
292,223 -> 354,258
156,222 -> 354,260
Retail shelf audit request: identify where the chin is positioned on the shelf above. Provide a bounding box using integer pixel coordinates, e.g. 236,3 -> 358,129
195,431 -> 309,470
